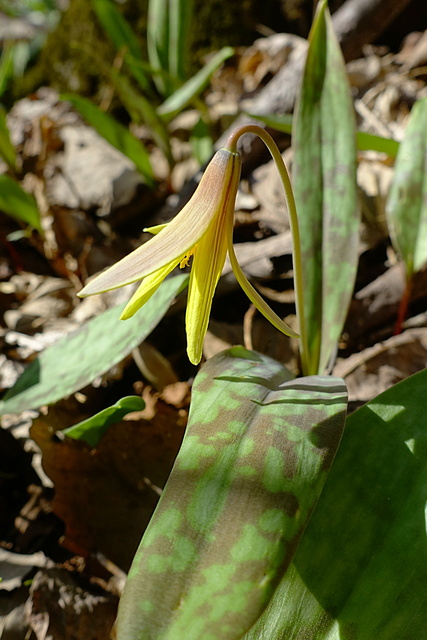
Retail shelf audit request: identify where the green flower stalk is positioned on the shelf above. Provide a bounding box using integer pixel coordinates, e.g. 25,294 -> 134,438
79,125 -> 306,367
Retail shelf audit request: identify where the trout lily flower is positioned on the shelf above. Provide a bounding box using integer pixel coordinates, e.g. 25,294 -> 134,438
79,145 -> 299,365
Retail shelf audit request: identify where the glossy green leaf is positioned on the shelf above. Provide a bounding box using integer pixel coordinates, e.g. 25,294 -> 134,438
63,396 -> 145,448
0,274 -> 187,415
116,347 -> 347,640
0,106 -> 16,171
244,367 -> 427,640
386,97 -> 427,278
292,0 -> 359,375
157,47 -> 234,121
62,94 -> 155,185
147,0 -> 193,96
0,175 -> 42,232
91,0 -> 151,93
247,112 -> 399,158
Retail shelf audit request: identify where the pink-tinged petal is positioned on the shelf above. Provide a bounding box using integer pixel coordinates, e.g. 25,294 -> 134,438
78,149 -> 238,297
186,152 -> 241,365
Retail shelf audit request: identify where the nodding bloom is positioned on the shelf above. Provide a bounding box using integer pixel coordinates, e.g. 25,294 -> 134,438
78,147 -> 298,364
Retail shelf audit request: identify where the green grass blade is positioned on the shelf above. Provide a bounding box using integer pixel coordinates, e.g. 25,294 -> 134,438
0,42 -> 15,97
0,274 -> 187,415
91,0 -> 151,93
108,70 -> 174,167
116,346 -> 347,640
245,367 -> 427,639
147,0 -> 194,96
62,94 -> 155,185
0,106 -> 17,171
157,46 -> 234,121
63,396 -> 145,448
292,0 -> 359,375
386,97 -> 427,277
0,175 -> 41,232
247,112 -> 399,157
356,131 -> 399,157
147,0 -> 170,95
167,0 -> 193,83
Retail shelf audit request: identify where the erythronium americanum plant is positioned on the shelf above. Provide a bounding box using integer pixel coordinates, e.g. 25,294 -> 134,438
78,124 -> 308,369
1,2 -> 424,638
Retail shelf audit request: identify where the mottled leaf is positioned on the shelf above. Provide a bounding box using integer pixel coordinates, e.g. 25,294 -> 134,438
0,274 -> 187,415
386,97 -> 427,277
63,396 -> 146,448
245,367 -> 427,640
117,347 -> 347,640
62,94 -> 155,185
0,175 -> 42,231
292,0 -> 359,375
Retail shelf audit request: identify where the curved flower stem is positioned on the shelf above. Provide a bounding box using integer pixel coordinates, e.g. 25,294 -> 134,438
225,124 -> 309,375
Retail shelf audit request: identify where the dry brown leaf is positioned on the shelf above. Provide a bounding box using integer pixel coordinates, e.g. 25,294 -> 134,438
26,568 -> 118,640
30,397 -> 187,570
334,328 -> 427,403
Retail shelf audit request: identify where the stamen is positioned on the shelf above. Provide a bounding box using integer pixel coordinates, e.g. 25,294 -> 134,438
180,247 -> 196,269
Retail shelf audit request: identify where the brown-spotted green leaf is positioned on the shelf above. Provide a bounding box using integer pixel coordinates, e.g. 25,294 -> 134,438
386,97 -> 427,278
292,0 -> 359,375
0,274 -> 187,415
117,346 -> 347,640
244,367 -> 427,640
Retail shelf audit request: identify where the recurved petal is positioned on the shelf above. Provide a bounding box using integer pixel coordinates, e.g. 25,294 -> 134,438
79,149 -> 240,297
227,233 -> 300,340
120,259 -> 179,320
186,154 -> 241,365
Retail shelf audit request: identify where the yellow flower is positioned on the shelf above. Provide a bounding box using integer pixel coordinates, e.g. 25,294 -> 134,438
78,147 -> 298,364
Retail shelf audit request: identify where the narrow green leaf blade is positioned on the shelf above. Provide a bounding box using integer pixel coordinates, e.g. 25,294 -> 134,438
0,106 -> 16,171
245,367 -> 427,640
63,396 -> 145,448
0,175 -> 42,231
157,47 -> 234,121
168,0 -> 193,83
147,0 -> 170,95
386,97 -> 427,276
292,0 -> 359,375
91,0 -> 151,93
62,94 -> 155,185
117,346 -> 347,640
0,274 -> 187,415
108,71 -> 173,167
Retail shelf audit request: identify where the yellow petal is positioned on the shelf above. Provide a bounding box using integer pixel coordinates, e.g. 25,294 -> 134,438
79,149 -> 238,298
186,151 -> 242,365
227,228 -> 300,340
143,224 -> 168,235
185,215 -> 229,365
120,259 -> 178,320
